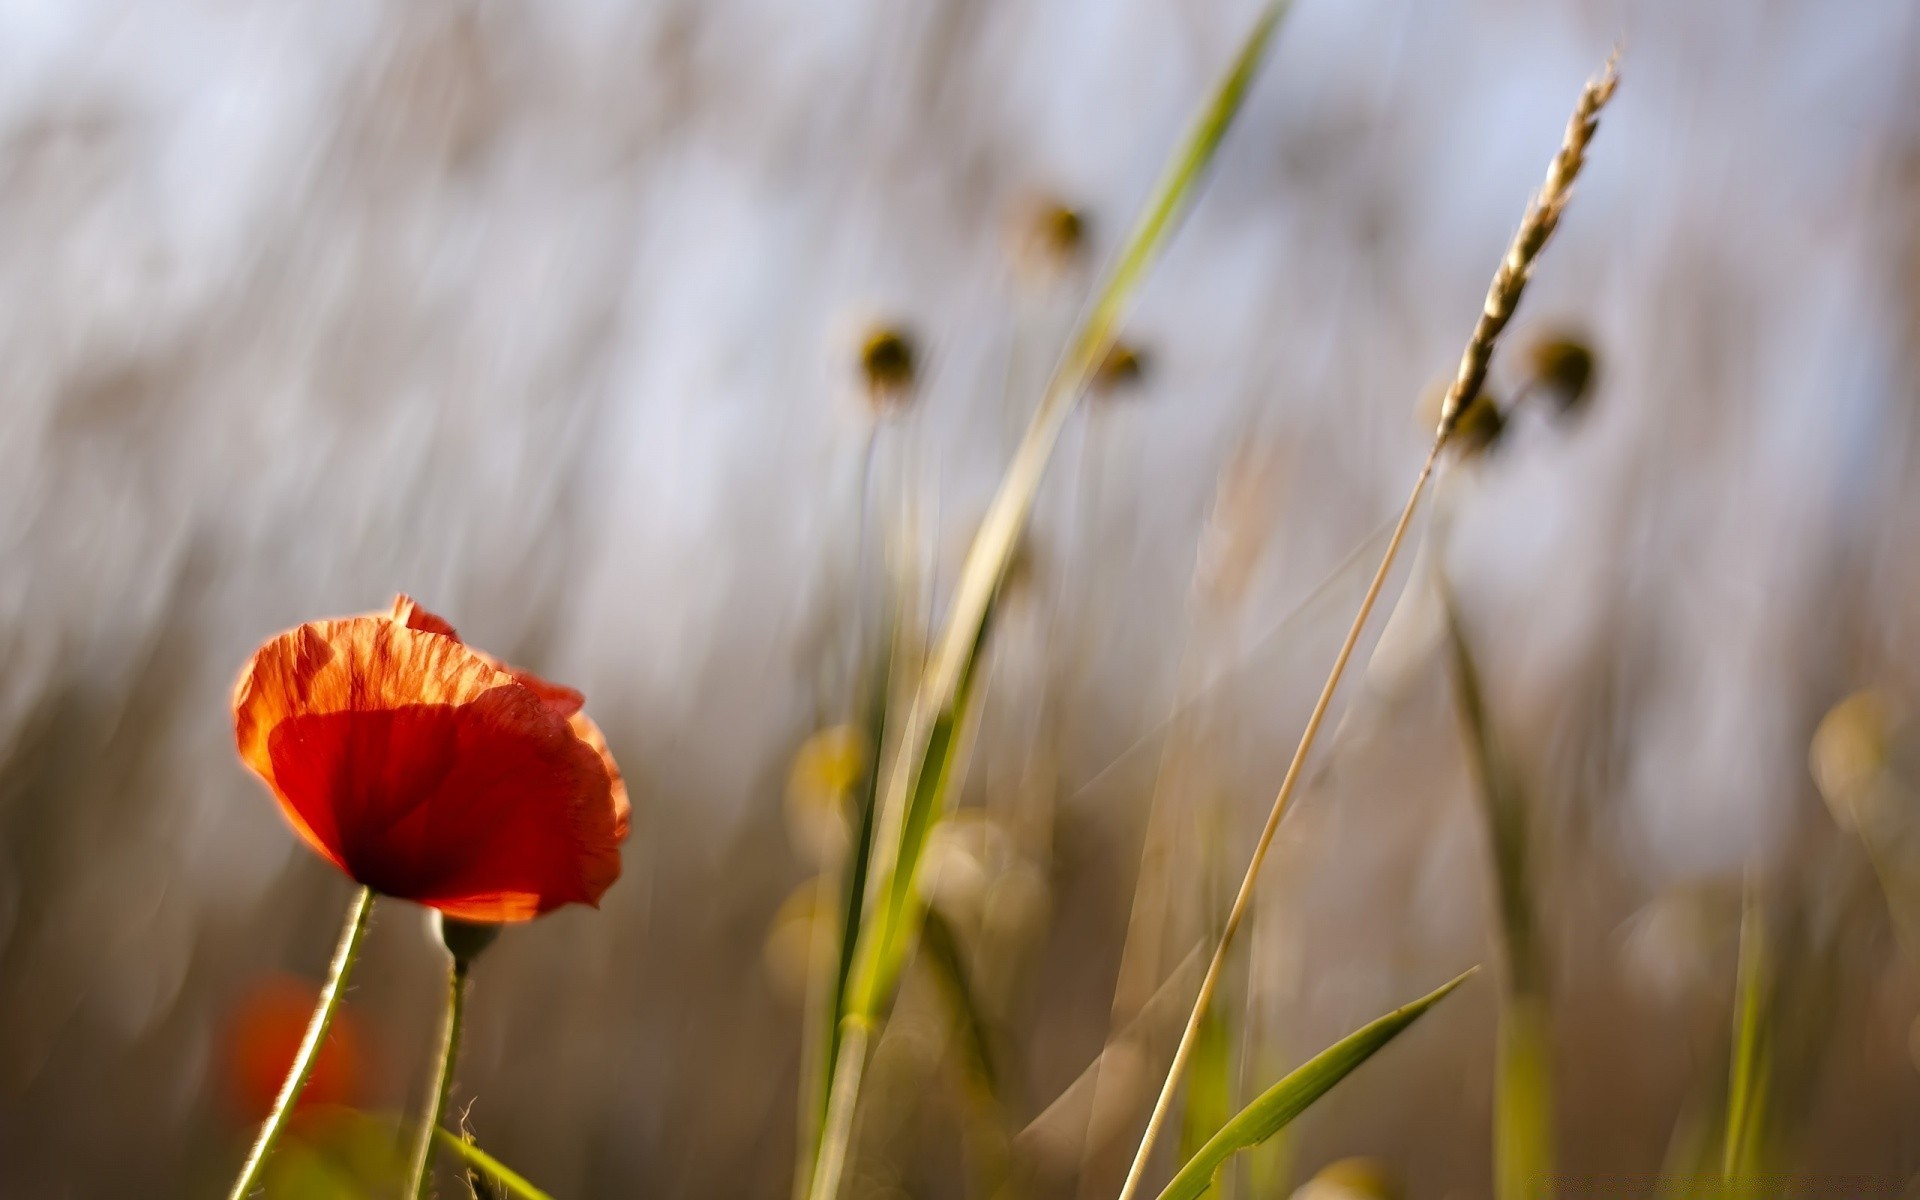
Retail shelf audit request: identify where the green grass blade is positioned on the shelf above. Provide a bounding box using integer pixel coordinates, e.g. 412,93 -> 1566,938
920,906 -> 1000,1095
856,602 -> 994,1014
1178,999 -> 1235,1198
1440,582 -> 1554,1199
433,1128 -> 555,1200
808,7 -> 1292,1193
1153,969 -> 1476,1200
1722,879 -> 1772,1188
817,632 -> 896,1116
853,0 -> 1292,997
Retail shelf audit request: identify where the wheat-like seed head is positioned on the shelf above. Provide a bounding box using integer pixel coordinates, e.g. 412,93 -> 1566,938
1436,51 -> 1620,441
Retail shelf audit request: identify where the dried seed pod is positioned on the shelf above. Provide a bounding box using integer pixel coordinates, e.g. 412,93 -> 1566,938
859,324 -> 918,412
1091,340 -> 1148,397
1526,331 -> 1598,415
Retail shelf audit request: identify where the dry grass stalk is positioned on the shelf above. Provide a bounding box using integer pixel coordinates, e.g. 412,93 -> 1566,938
1115,54 -> 1621,1200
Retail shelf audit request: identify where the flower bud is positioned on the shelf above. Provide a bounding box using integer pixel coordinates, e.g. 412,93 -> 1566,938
434,911 -> 502,967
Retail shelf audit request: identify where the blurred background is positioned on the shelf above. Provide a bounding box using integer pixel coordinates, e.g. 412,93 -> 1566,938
4,0 -> 1920,1196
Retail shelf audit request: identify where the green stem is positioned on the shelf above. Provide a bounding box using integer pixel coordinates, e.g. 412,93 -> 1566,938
227,885 -> 375,1200
806,1017 -> 871,1200
408,956 -> 471,1199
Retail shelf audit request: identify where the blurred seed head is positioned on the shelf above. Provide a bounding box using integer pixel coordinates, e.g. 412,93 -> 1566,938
1525,330 -> 1599,416
859,324 -> 918,413
1011,194 -> 1090,280
1091,339 -> 1148,397
763,878 -> 828,1003
1292,1157 -> 1403,1200
924,810 -> 1016,930
1447,390 -> 1506,458
1810,689 -> 1906,835
785,724 -> 866,863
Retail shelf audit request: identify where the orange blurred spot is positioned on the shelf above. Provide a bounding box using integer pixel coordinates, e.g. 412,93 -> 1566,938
226,974 -> 363,1123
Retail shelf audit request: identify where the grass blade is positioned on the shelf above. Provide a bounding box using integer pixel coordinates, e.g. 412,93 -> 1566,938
1153,969 -> 1477,1200
1177,1001 -> 1235,1198
921,906 -> 1001,1096
433,1128 -> 555,1200
1439,580 -> 1554,1200
1722,878 -> 1772,1189
805,8 -> 1294,1197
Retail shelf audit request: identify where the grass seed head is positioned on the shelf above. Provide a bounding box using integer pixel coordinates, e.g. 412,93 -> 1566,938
1013,194 -> 1090,278
1527,331 -> 1599,415
1092,339 -> 1148,397
859,324 -> 918,412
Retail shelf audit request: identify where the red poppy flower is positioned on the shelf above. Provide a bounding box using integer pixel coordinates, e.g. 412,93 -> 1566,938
234,596 -> 629,922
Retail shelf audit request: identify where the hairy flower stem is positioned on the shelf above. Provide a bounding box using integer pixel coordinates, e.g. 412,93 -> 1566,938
408,957 -> 473,1200
1114,447 -> 1440,1200
227,886 -> 375,1200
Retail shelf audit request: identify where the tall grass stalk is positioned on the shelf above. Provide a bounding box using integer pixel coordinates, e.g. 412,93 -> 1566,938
802,7 -> 1293,1198
1440,579 -> 1555,1199
1115,56 -> 1619,1200
226,886 -> 374,1200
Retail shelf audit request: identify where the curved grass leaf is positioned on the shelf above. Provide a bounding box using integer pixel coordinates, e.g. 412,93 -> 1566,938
1154,969 -> 1477,1200
433,1127 -> 554,1200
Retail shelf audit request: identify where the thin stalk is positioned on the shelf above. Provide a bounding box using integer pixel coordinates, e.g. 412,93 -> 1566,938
1114,448 -> 1438,1200
808,1018 -> 873,1200
1722,876 -> 1771,1188
1116,54 -> 1618,1199
408,958 -> 472,1200
227,885 -> 375,1200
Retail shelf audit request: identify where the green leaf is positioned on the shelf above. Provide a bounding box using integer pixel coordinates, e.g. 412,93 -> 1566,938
1722,882 -> 1772,1188
1154,969 -> 1476,1200
432,1128 -> 554,1200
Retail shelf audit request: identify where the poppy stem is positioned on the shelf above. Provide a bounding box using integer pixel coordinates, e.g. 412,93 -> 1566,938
227,885 -> 375,1200
407,955 -> 471,1200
